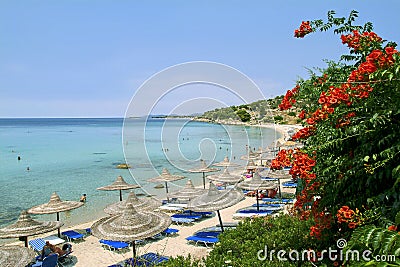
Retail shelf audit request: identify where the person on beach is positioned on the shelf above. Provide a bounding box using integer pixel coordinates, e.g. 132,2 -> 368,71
80,194 -> 87,202
41,241 -> 71,259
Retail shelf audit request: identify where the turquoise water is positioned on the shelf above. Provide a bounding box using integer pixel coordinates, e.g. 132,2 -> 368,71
0,118 -> 279,231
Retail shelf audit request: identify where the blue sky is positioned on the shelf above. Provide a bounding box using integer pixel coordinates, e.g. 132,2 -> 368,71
1,1 -> 399,118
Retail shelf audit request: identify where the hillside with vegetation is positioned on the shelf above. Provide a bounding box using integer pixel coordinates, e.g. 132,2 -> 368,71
197,96 -> 301,125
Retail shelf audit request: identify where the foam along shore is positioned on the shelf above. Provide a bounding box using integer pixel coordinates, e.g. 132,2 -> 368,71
6,184 -> 295,267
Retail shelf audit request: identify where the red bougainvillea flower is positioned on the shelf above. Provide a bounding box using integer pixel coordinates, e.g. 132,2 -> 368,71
292,126 -> 316,140
294,21 -> 313,38
388,225 -> 398,231
298,110 -> 306,119
279,85 -> 300,110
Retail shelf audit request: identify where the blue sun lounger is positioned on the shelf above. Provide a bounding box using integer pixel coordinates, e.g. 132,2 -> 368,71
262,198 -> 295,204
100,240 -> 129,251
171,214 -> 202,220
250,204 -> 284,210
29,238 -> 46,253
282,181 -> 298,188
186,236 -> 219,247
171,217 -> 195,225
182,210 -> 213,217
238,209 -> 274,214
193,231 -> 220,238
162,228 -> 179,236
124,252 -> 169,266
61,230 -> 84,242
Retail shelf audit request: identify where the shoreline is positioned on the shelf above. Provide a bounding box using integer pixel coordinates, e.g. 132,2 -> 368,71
192,117 -> 302,144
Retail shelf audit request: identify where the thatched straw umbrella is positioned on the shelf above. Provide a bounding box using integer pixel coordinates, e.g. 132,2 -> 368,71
188,159 -> 219,189
245,159 -> 259,171
213,156 -> 239,168
28,192 -> 84,237
188,183 -> 243,232
104,191 -> 161,215
91,203 -> 171,260
207,167 -> 243,187
0,211 -> 63,247
240,150 -> 261,161
167,179 -> 205,202
97,175 -> 140,201
0,245 -> 36,267
237,172 -> 277,211
147,168 -> 185,201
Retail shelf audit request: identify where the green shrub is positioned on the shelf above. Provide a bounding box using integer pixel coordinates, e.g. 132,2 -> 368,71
204,215 -> 317,266
288,111 -> 297,116
274,115 -> 283,121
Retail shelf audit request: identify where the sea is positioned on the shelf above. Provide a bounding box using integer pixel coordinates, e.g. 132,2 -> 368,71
0,117 -> 279,237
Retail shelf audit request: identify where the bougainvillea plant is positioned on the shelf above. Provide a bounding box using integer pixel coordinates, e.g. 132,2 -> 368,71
271,10 -> 400,246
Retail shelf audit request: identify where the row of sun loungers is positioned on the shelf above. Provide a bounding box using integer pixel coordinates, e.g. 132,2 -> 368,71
170,210 -> 213,225
99,228 -> 180,251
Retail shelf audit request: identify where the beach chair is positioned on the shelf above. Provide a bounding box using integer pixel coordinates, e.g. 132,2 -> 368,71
282,181 -> 297,188
182,210 -> 213,217
162,227 -> 179,236
100,239 -> 129,251
186,236 -> 218,247
125,252 -> 169,266
31,253 -> 58,267
238,209 -> 274,214
250,203 -> 284,210
171,217 -> 195,225
61,230 -> 84,242
58,243 -> 73,266
193,231 -> 220,238
171,214 -> 202,220
29,238 -> 46,254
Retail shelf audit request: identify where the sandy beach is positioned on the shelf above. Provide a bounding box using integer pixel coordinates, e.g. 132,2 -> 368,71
1,122 -> 298,266
4,181 -> 295,267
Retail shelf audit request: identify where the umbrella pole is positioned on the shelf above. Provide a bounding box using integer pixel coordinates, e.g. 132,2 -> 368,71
202,172 -> 206,189
256,190 -> 260,212
119,190 -> 123,201
217,210 -> 224,232
57,212 -> 61,237
165,182 -> 169,202
133,241 -> 136,261
278,180 -> 282,199
24,236 -> 28,247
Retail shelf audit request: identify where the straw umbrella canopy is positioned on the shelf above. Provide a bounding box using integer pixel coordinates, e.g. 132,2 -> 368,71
245,159 -> 259,171
213,156 -> 240,168
97,175 -> 140,201
104,191 -> 161,215
188,159 -> 219,189
0,211 -> 63,247
240,150 -> 261,161
91,203 -> 171,260
207,167 -> 243,186
237,172 -> 277,212
28,192 -> 84,237
187,182 -> 243,232
167,179 -> 205,202
147,168 -> 185,200
0,245 -> 36,267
